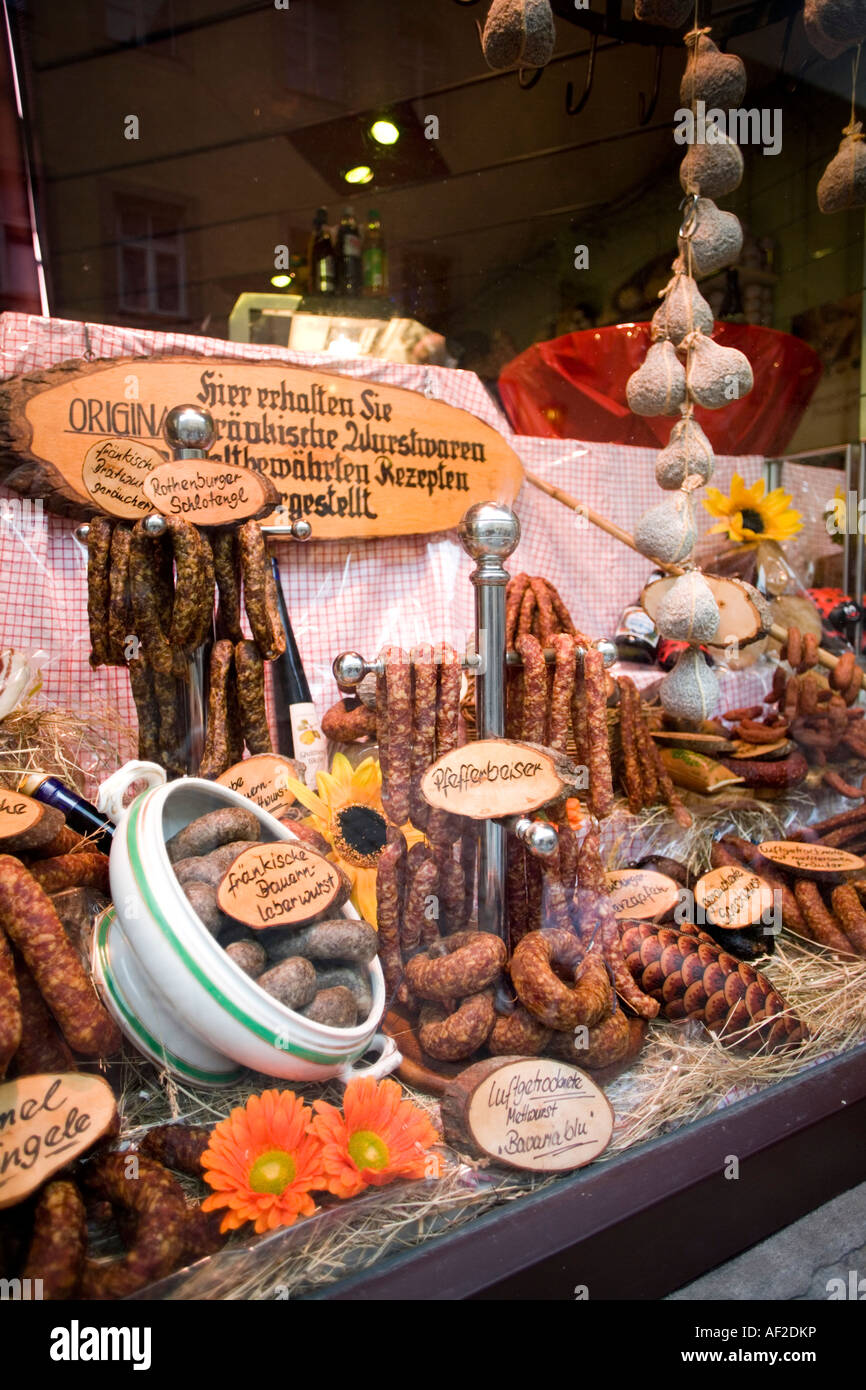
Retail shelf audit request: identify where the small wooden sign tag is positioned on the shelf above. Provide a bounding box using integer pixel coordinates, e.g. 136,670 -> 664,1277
217,841 -> 342,928
420,739 -> 571,820
758,840 -> 865,879
441,1056 -> 613,1173
82,436 -> 164,518
0,790 -> 43,842
142,457 -> 280,524
216,754 -> 300,818
695,865 -> 776,929
0,1073 -> 118,1209
605,869 -> 680,920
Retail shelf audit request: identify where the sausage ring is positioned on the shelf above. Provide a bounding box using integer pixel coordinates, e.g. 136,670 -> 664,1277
404,930 -> 507,1002
418,990 -> 495,1061
510,927 -> 613,1030
487,1003 -> 551,1056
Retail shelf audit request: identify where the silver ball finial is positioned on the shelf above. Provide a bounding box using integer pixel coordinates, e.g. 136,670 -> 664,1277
74,523 -> 91,544
594,638 -> 617,670
143,512 -> 168,537
292,519 -> 313,542
163,405 -> 216,455
332,651 -> 367,689
457,502 -> 520,562
524,820 -> 559,858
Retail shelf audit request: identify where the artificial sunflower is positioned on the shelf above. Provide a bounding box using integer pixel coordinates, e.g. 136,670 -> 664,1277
311,1076 -> 441,1200
282,753 -> 422,924
200,1089 -> 327,1235
703,473 -> 802,547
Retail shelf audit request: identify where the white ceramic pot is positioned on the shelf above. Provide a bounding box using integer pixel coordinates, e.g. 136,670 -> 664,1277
91,762 -> 400,1087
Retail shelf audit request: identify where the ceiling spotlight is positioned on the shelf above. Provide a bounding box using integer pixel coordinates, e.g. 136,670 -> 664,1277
270,273 -> 293,288
344,164 -> 374,185
370,119 -> 400,145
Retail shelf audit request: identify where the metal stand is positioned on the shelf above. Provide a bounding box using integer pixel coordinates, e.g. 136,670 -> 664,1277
333,500 -> 616,942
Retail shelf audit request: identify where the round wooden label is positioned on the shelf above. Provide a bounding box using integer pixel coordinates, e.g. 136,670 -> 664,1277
453,1057 -> 613,1173
217,841 -> 342,929
0,1073 -> 117,1209
142,457 -> 281,524
216,754 -> 300,818
605,869 -> 680,920
420,739 -> 567,820
0,790 -> 43,840
694,865 -> 776,929
758,840 -> 865,877
82,437 -> 163,518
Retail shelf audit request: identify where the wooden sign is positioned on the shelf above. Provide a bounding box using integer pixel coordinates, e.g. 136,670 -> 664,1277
81,436 -> 165,519
441,1056 -> 613,1173
605,869 -> 680,920
728,739 -> 792,760
0,356 -> 524,537
695,865 -> 776,929
216,754 -> 300,818
142,457 -> 280,524
0,1073 -> 117,1209
217,841 -> 342,928
651,730 -> 734,756
0,790 -> 43,843
420,739 -> 571,820
758,840 -> 865,880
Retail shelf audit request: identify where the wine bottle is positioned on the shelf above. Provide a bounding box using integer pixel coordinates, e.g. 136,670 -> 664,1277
269,556 -> 328,786
337,207 -> 362,297
19,773 -> 115,852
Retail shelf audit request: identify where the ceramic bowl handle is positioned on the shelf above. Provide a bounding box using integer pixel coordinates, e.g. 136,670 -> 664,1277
97,760 -> 167,822
337,1033 -> 402,1084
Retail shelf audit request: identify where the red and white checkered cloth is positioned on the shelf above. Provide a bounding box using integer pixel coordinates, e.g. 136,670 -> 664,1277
0,312 -> 772,753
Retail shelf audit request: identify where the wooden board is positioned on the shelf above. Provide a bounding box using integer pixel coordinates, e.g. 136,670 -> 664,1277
216,754 -> 301,818
0,1073 -> 117,1209
441,1056 -> 613,1173
0,356 -> 524,535
605,869 -> 680,920
420,739 -> 571,819
142,456 -> 280,524
694,865 -> 776,929
217,841 -> 343,928
757,840 -> 865,880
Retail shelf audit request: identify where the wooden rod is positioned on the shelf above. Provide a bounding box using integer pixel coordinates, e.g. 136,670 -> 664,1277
525,470 -> 843,673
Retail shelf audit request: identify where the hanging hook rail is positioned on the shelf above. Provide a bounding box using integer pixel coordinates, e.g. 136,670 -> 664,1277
565,33 -> 599,115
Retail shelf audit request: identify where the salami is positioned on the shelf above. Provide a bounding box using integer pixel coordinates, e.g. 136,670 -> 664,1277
584,647 -> 614,819
375,831 -> 406,999
793,880 -> 852,952
401,846 -> 439,954
128,658 -> 160,763
79,1154 -> 190,1299
831,884 -> 866,955
129,523 -> 174,676
86,518 -> 113,668
410,644 -> 437,829
517,584 -> 537,638
199,640 -> 235,779
0,925 -> 21,1077
516,633 -> 547,743
10,954 -> 75,1076
238,521 -> 286,661
212,529 -> 243,643
505,573 -> 530,648
0,855 -> 120,1057
435,643 -> 462,757
107,524 -> 134,666
548,634 -> 576,752
618,677 -> 644,813
235,639 -> 273,755
380,646 -> 412,825
23,1181 -> 86,1301
167,519 -> 210,654
530,576 -> 556,645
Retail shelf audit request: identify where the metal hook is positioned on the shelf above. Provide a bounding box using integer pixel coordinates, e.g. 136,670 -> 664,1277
565,34 -> 598,116
637,45 -> 664,127
518,64 -> 544,90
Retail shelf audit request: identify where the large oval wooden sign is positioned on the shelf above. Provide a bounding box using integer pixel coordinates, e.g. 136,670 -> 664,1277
605,869 -> 680,920
694,865 -> 775,929
142,457 -> 280,524
420,739 -> 571,819
0,357 -> 524,537
81,436 -> 165,518
441,1056 -> 613,1173
217,841 -> 343,928
758,840 -> 865,880
0,1073 -> 117,1209
216,754 -> 300,818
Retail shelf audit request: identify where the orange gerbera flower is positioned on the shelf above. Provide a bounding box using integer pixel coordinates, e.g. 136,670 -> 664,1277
311,1076 -> 441,1200
201,1089 -> 327,1235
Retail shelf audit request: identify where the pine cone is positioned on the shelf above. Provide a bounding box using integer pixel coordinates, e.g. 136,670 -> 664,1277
619,922 -> 808,1052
